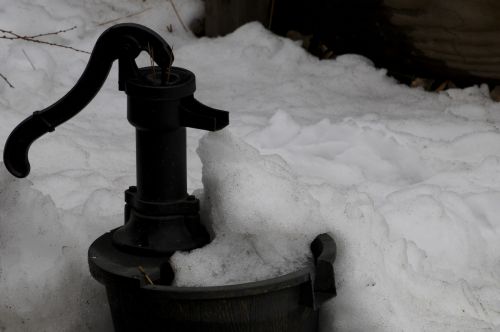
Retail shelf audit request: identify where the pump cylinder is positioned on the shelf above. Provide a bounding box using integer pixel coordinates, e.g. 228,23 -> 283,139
135,127 -> 187,202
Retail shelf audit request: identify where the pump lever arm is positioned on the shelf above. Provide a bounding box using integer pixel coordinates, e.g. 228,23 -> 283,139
3,23 -> 174,178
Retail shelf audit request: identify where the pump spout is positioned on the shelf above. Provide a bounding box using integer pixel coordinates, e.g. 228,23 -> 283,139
180,96 -> 229,131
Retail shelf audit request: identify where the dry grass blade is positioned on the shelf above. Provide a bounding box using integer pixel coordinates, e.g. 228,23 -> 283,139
22,49 -> 36,70
169,0 -> 189,33
165,45 -> 174,83
96,8 -> 152,26
0,72 -> 14,88
268,0 -> 276,29
138,265 -> 155,285
147,42 -> 157,76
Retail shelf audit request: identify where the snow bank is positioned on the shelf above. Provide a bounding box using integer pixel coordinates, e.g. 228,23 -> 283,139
0,167 -> 114,331
1,0 -> 500,331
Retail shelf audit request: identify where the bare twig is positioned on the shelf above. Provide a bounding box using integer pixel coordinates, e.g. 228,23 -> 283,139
12,38 -> 89,54
0,28 -> 30,38
22,49 -> 36,70
96,7 -> 152,26
169,0 -> 189,33
0,26 -> 75,39
138,266 -> 155,285
30,26 -> 77,39
0,27 -> 90,54
0,73 -> 14,88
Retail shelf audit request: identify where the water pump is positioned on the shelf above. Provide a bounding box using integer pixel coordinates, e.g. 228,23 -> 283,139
3,24 -> 336,332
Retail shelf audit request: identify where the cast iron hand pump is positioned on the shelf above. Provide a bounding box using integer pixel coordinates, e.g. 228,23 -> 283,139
3,24 -> 336,332
4,23 -> 228,255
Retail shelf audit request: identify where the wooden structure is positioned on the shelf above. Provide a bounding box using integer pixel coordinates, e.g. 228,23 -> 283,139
205,0 -> 500,85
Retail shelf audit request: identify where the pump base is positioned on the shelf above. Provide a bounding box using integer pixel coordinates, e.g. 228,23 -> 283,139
111,187 -> 210,256
88,231 -> 337,332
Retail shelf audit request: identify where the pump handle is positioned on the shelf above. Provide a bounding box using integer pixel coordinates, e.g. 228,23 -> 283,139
3,24 -> 173,178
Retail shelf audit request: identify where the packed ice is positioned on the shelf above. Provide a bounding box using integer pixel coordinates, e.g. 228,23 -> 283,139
1,0 -> 500,331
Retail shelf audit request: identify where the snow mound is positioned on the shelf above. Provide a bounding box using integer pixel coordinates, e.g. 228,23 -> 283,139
170,131 -> 328,286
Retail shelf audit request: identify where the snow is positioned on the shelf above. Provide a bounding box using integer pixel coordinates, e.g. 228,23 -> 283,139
1,0 -> 500,331
170,131 -> 328,286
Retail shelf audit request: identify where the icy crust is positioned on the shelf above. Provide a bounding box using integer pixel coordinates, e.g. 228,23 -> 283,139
170,131 -> 328,286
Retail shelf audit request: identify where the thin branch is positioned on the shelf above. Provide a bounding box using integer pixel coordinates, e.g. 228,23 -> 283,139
30,26 -> 77,39
96,7 -> 152,26
0,27 -> 75,39
14,38 -> 89,54
22,49 -> 36,70
0,73 -> 14,88
0,28 -> 23,39
169,0 -> 189,33
0,27 -> 90,54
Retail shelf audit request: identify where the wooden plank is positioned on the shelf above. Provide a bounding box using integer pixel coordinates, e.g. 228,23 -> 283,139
205,0 -> 272,37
